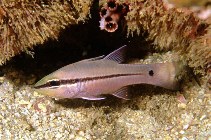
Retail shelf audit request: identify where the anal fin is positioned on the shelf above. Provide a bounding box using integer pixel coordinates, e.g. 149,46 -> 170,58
81,95 -> 106,100
112,86 -> 130,100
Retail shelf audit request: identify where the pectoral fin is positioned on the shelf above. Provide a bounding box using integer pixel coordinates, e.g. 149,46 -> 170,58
112,86 -> 130,100
81,95 -> 106,100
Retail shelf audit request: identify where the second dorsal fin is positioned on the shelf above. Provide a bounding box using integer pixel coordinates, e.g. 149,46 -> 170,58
104,45 -> 128,63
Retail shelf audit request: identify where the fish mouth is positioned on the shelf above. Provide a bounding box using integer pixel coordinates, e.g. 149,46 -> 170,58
34,78 -> 48,89
34,73 -> 58,89
34,78 -> 49,96
34,75 -> 63,98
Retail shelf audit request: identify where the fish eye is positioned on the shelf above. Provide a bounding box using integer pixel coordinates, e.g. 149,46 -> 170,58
48,80 -> 60,87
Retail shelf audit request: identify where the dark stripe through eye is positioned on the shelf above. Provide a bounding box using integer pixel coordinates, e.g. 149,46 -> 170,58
34,79 -> 79,89
35,73 -> 143,89
49,80 -> 60,86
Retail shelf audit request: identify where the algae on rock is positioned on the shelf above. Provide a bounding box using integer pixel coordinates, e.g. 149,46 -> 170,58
0,0 -> 93,65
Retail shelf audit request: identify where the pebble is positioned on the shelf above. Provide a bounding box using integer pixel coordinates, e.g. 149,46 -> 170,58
69,134 -> 75,139
78,131 -> 85,137
179,130 -> 185,134
199,115 -> 207,121
181,137 -> 188,140
0,77 -> 5,83
55,133 -> 63,139
183,124 -> 190,130
178,103 -> 187,109
75,135 -> 86,140
164,135 -> 172,140
37,103 -> 47,112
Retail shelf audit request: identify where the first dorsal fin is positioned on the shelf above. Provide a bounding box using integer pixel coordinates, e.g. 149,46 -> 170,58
78,55 -> 105,63
104,45 -> 128,63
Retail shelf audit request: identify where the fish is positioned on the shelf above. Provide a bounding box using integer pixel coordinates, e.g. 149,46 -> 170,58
34,45 -> 182,100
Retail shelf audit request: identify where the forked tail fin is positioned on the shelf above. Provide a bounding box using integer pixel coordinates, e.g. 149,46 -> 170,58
149,61 -> 184,90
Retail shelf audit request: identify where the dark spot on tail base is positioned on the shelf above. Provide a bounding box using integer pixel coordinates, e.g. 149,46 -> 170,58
149,70 -> 154,76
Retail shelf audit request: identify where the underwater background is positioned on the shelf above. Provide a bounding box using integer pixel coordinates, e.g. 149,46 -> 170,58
0,0 -> 210,139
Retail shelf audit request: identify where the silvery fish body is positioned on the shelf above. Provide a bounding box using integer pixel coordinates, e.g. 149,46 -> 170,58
34,45 -> 181,100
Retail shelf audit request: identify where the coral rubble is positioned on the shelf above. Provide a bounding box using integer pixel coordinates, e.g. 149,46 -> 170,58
0,0 -> 93,65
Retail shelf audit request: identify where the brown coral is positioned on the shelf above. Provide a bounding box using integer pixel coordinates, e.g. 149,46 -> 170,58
0,0 -> 93,65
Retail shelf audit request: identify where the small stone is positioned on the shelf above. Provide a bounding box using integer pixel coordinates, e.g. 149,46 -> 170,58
183,124 -> 189,130
1,104 -> 6,110
198,99 -> 203,103
199,115 -> 207,121
179,130 -> 185,134
33,91 -> 43,97
75,135 -> 86,140
164,135 -> 172,140
55,133 -> 63,139
5,130 -> 11,137
78,131 -> 85,137
0,76 -> 5,83
177,94 -> 187,104
49,122 -> 56,127
69,134 -> 75,139
19,100 -> 30,105
36,102 -> 47,113
181,137 -> 188,140
178,103 -> 186,109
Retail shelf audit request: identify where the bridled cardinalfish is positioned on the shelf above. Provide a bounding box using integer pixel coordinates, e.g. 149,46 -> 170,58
34,45 -> 181,100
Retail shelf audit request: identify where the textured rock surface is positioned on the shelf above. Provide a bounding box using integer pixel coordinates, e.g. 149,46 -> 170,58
0,0 -> 93,64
